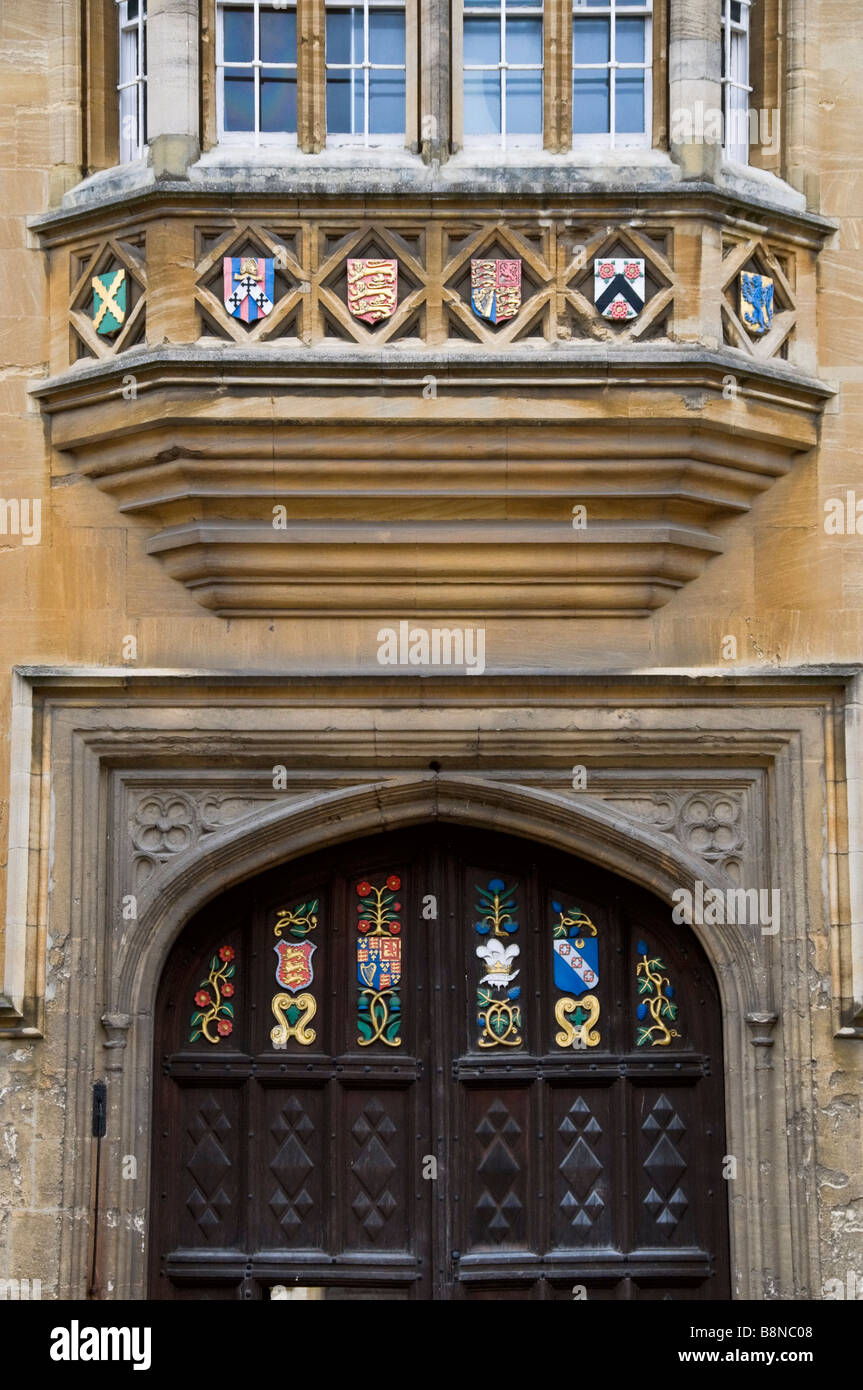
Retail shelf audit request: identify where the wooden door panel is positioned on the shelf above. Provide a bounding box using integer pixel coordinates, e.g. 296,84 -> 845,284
175,1085 -> 244,1251
632,1085 -> 706,1254
256,1084 -> 327,1250
150,826 -> 730,1300
550,1084 -> 617,1251
463,1085 -> 532,1252
343,1086 -> 414,1253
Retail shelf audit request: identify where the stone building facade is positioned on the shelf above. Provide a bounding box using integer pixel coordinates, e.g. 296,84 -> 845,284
0,0 -> 861,1299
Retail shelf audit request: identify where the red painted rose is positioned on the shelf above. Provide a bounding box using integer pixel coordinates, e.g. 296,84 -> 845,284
221,982 -> 235,998
219,945 -> 235,961
358,920 -> 371,933
194,990 -> 210,1008
390,921 -> 402,934
387,875 -> 401,890
356,880 -> 372,896
217,1020 -> 233,1037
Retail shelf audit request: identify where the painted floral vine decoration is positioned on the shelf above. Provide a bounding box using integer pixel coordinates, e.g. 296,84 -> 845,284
635,939 -> 680,1047
189,945 -> 236,1043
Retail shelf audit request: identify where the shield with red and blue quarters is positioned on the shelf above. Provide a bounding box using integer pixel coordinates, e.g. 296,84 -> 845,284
357,937 -> 402,991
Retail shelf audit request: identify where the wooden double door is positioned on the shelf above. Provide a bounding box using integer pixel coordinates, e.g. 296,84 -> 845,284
150,826 -> 729,1299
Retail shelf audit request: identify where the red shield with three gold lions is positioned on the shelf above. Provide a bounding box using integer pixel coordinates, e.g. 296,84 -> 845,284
346,258 -> 398,324
274,940 -> 316,994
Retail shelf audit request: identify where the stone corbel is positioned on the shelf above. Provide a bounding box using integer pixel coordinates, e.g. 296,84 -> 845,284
745,1010 -> 779,1069
101,1012 -> 133,1073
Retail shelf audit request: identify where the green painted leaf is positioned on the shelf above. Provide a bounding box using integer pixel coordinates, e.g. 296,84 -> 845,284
189,1030 -> 202,1042
636,1028 -> 652,1047
190,1011 -> 204,1025
225,964 -> 235,978
222,1002 -> 234,1017
637,976 -> 654,995
384,1017 -> 401,1041
357,1017 -> 374,1041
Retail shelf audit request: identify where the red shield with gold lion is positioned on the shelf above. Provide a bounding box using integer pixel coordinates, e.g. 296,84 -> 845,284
274,940 -> 316,994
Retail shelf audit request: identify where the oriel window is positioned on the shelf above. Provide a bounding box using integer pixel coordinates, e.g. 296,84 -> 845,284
721,0 -> 752,164
217,1 -> 299,142
325,0 -> 407,144
462,0 -> 544,148
117,0 -> 147,162
572,0 -> 651,146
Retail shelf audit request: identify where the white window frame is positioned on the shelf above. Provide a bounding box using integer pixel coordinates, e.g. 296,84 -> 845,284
720,0 -> 752,164
462,0 -> 544,151
325,0 -> 407,147
571,0 -> 652,150
117,0 -> 147,163
216,0 -> 299,146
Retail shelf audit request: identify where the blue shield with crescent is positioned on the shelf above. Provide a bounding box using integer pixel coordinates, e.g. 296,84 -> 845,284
553,937 -> 599,997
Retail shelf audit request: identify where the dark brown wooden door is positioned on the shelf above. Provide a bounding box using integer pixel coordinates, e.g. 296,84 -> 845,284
149,826 -> 729,1300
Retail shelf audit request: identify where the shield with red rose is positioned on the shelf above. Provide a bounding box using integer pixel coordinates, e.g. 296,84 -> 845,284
274,940 -> 316,993
593,258 -> 645,321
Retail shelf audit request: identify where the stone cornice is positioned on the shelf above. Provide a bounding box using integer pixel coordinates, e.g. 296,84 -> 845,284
32,342 -> 833,414
30,174 -> 836,249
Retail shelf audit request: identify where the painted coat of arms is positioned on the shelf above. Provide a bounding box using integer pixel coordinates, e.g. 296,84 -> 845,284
594,258 -> 645,320
739,271 -> 774,335
470,258 -> 522,323
347,258 -> 398,324
357,936 -> 402,991
553,935 -> 598,996
223,256 -> 274,322
92,268 -> 127,336
274,939 -> 316,993
552,901 -> 600,1048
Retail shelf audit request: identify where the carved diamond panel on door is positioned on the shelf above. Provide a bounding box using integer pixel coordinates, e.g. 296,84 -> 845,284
469,1092 -> 530,1249
635,1089 -> 697,1250
345,1091 -> 411,1251
259,1089 -> 325,1249
552,1090 -> 614,1249
180,1090 -> 241,1248
150,825 -> 729,1299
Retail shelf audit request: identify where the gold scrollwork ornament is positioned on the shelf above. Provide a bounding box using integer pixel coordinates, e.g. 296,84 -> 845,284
271,991 -> 316,1047
555,995 -> 600,1049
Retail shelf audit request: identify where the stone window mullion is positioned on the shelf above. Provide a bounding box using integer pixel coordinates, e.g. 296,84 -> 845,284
299,0 -> 327,151
544,0 -> 572,152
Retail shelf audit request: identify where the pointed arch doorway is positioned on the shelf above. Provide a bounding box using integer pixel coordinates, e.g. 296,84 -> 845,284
149,824 -> 730,1300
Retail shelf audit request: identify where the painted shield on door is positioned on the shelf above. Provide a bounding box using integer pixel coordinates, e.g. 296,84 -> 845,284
274,940 -> 316,993
553,936 -> 599,996
357,936 -> 402,990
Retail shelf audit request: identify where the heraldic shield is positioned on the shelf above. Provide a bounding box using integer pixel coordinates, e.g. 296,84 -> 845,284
594,257 -> 645,321
224,256 -> 275,322
347,258 -> 398,324
92,268 -> 127,336
357,937 -> 402,991
739,271 -> 775,335
553,936 -> 599,997
470,258 -> 522,324
274,939 -> 316,993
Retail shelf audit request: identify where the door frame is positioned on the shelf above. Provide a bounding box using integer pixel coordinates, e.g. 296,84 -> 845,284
6,669 -> 839,1299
